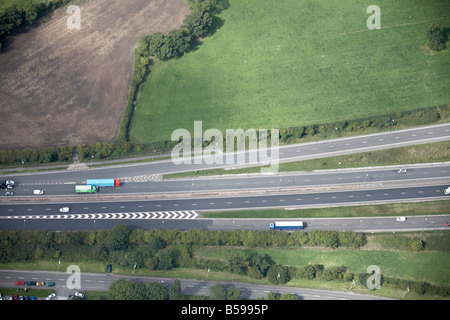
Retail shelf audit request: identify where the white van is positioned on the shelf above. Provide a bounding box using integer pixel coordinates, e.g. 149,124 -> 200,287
33,190 -> 44,195
445,187 -> 450,195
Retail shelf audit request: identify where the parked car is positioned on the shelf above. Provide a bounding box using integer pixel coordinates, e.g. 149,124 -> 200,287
15,280 -> 25,285
75,292 -> 85,299
59,207 -> 70,213
46,282 -> 55,286
26,281 -> 36,286
46,293 -> 56,300
396,217 -> 407,222
36,281 -> 45,286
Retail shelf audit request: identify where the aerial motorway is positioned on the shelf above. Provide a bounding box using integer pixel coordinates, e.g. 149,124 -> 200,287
0,181 -> 449,231
0,123 -> 449,232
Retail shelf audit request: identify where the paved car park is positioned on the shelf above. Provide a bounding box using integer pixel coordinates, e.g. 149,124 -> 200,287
1,277 -> 85,300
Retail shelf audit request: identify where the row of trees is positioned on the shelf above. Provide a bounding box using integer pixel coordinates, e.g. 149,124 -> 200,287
190,253 -> 353,285
109,278 -> 176,300
139,2 -> 214,62
109,277 -> 303,300
0,145 -> 72,165
138,0 -> 229,61
109,278 -> 256,300
0,142 -> 115,166
125,228 -> 367,249
0,226 -> 365,264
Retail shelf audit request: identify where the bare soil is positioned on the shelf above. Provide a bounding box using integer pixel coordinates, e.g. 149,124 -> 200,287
0,0 -> 189,150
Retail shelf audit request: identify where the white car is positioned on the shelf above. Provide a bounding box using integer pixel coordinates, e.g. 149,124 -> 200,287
396,169 -> 407,174
396,217 -> 406,222
5,180 -> 15,185
444,187 -> 450,195
46,292 -> 56,300
33,190 -> 44,195
75,292 -> 85,299
59,207 -> 70,213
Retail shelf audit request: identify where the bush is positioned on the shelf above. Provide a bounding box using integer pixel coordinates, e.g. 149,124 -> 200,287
183,8 -> 212,38
296,265 -> 316,280
425,23 -> 447,51
267,265 -> 290,284
318,266 -> 347,281
409,238 -> 424,251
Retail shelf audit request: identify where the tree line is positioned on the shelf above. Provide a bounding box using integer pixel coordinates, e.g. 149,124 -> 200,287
0,226 -> 367,264
0,142 -> 114,166
109,278 -> 301,300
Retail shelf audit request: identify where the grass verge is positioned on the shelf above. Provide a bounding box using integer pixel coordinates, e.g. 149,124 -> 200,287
202,199 -> 450,218
164,140 -> 450,179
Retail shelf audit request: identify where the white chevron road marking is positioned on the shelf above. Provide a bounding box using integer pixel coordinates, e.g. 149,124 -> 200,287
1,211 -> 199,220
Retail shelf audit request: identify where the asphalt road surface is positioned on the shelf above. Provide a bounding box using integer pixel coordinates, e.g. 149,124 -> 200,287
0,184 -> 448,231
2,123 -> 450,185
0,269 -> 391,300
2,164 -> 450,197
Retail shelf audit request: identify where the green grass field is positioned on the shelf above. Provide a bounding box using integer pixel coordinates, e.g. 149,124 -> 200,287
197,244 -> 450,285
130,0 -> 450,144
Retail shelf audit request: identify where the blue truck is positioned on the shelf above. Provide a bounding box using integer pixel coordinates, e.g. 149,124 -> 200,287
86,179 -> 121,187
269,221 -> 303,230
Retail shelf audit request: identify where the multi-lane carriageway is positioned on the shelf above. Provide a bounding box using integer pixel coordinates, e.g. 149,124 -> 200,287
0,123 -> 449,231
0,182 -> 449,231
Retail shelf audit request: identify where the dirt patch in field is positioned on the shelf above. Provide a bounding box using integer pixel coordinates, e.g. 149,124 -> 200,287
0,0 -> 189,150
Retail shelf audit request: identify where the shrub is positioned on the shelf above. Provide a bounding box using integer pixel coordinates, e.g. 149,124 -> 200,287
267,265 -> 290,284
425,23 -> 447,51
409,238 -> 424,251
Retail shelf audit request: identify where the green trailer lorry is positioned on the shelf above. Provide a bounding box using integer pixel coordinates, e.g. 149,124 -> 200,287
75,185 -> 97,193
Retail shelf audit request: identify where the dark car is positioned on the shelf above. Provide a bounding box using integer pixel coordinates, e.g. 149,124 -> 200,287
26,281 -> 36,286
106,264 -> 112,273
4,191 -> 13,196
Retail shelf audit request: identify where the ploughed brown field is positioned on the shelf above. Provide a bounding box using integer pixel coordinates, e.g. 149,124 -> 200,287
0,0 -> 189,150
